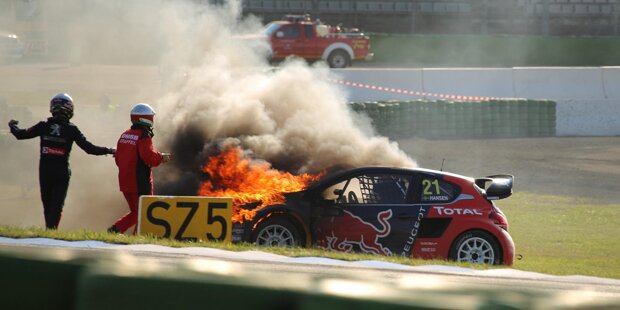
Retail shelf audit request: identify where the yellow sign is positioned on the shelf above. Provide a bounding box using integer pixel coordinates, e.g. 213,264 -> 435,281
138,196 -> 232,242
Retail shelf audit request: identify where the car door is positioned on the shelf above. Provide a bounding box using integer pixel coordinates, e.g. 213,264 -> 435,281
405,172 -> 463,257
271,24 -> 302,58
300,24 -> 319,60
312,171 -> 424,256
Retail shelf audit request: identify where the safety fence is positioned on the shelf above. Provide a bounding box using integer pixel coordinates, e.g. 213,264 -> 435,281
1,246 -> 613,310
350,99 -> 557,139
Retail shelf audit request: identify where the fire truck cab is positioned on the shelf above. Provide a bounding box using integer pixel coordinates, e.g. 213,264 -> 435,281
264,15 -> 373,68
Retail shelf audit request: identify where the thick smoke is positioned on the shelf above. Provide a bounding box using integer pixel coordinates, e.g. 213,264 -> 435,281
0,0 -> 415,230
154,2 -> 416,195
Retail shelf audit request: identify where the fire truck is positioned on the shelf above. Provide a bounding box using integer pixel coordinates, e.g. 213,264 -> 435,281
263,15 -> 373,68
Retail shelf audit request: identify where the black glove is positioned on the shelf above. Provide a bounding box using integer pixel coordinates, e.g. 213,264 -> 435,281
8,120 -> 18,128
108,148 -> 116,156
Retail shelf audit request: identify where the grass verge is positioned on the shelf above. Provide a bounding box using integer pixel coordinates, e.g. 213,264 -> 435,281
0,191 -> 618,279
0,224 -> 490,271
499,192 -> 620,279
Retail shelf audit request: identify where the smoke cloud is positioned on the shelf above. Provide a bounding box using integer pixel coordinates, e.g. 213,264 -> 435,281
154,5 -> 416,192
0,0 -> 415,230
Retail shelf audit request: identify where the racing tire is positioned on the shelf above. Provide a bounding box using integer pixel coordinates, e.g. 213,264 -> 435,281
327,50 -> 350,68
449,230 -> 502,265
252,217 -> 302,247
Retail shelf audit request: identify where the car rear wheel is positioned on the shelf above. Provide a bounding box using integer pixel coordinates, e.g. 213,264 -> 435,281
327,50 -> 350,68
449,230 -> 501,265
252,217 -> 301,247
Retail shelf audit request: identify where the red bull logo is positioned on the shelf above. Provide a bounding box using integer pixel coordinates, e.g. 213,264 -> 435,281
317,209 -> 393,256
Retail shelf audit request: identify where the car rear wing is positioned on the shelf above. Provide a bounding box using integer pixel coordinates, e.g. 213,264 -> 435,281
475,175 -> 514,200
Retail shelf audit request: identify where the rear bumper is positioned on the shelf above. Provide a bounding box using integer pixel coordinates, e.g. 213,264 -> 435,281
498,228 -> 515,266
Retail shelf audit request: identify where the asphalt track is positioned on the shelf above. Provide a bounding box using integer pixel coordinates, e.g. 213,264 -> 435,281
398,136 -> 620,204
1,64 -> 617,203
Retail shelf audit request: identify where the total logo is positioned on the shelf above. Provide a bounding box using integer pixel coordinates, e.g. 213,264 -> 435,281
434,206 -> 482,216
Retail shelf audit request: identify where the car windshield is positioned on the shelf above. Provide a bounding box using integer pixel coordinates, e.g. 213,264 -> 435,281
263,22 -> 283,36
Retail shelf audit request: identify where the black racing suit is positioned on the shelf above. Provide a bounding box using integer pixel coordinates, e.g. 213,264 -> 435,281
9,117 -> 113,229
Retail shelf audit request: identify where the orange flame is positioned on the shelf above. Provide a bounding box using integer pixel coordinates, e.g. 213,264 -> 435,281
197,146 -> 322,223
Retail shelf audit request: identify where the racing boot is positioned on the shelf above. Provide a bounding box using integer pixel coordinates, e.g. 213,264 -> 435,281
107,225 -> 121,234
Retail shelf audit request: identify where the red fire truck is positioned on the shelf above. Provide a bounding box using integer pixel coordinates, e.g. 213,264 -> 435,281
264,15 -> 373,68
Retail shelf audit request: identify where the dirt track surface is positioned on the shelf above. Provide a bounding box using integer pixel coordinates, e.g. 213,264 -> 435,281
398,137 -> 620,204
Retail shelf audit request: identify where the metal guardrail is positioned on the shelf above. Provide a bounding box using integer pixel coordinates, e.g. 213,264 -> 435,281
241,0 -> 620,35
242,0 -> 617,15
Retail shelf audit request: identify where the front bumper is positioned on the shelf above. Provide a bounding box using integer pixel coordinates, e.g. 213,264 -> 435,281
232,222 -> 249,243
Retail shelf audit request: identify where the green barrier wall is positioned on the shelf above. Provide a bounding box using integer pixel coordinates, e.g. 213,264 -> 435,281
0,248 -> 90,310
350,99 -> 556,139
0,246 -> 617,310
75,266 -> 307,310
369,34 -> 620,67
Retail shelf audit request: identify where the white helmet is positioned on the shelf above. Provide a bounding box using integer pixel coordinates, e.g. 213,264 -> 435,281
50,93 -> 74,119
130,103 -> 156,127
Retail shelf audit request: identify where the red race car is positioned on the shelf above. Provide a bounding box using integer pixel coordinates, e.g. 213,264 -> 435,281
233,167 -> 515,265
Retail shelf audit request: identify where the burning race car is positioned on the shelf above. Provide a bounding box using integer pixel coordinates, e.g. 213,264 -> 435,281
224,165 -> 515,265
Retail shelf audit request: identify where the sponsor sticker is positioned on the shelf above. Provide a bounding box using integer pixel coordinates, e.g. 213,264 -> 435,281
352,40 -> 366,49
434,206 -> 483,216
42,146 -> 66,156
400,206 -> 430,257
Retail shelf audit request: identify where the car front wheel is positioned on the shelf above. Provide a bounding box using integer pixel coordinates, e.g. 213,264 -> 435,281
252,217 -> 301,247
449,230 -> 501,265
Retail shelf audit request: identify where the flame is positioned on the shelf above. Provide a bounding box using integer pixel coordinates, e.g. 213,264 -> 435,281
198,146 -> 322,223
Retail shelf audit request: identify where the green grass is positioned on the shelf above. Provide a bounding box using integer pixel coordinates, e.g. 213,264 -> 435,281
1,192 -> 618,279
0,224 -> 488,270
499,192 -> 620,279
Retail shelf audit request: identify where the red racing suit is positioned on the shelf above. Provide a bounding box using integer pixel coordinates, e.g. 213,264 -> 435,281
113,125 -> 163,233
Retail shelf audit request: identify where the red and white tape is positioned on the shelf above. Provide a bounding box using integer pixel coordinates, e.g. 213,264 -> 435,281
330,79 -> 501,101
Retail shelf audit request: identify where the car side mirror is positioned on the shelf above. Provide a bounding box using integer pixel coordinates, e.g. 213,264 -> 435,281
276,31 -> 284,38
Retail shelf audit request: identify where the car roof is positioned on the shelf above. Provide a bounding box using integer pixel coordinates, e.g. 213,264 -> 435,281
307,166 -> 473,190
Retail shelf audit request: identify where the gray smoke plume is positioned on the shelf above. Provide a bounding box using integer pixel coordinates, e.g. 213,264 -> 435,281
0,0 -> 415,230
150,1 -> 417,194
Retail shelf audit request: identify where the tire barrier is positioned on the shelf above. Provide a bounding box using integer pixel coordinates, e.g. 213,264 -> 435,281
350,99 -> 557,139
0,245 -> 618,310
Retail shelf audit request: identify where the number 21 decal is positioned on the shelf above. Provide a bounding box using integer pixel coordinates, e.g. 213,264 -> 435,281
422,179 -> 440,195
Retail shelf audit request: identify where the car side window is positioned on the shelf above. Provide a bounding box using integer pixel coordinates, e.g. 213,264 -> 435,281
418,175 -> 459,203
322,179 -> 349,204
323,174 -> 411,205
281,25 -> 300,38
304,25 -> 314,37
